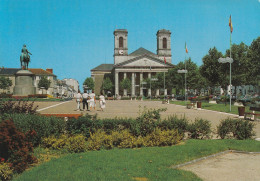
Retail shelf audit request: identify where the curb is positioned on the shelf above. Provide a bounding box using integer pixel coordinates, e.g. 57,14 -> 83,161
170,150 -> 260,169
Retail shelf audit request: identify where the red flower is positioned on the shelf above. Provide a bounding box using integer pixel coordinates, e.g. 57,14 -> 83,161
0,158 -> 5,162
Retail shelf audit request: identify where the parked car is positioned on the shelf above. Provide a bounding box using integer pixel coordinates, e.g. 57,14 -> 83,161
187,95 -> 198,100
176,95 -> 185,100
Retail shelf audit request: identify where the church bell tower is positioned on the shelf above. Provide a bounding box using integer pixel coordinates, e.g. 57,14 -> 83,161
114,29 -> 128,64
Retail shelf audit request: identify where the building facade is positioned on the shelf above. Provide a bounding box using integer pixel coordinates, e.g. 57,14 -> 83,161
0,68 -> 57,96
91,29 -> 174,97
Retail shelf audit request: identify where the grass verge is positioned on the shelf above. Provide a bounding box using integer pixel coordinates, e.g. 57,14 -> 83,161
14,139 -> 260,181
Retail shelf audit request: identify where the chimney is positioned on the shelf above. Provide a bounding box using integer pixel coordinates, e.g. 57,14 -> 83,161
46,68 -> 53,74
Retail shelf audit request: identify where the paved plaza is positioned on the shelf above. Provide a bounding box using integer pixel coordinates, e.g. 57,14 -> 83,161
36,100 -> 260,138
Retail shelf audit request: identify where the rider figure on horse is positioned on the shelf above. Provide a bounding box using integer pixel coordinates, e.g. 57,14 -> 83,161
20,44 -> 32,69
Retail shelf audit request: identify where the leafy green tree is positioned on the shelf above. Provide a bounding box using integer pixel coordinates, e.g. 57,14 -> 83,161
247,37 -> 260,87
83,77 -> 94,91
102,77 -> 113,94
0,76 -> 12,93
225,42 -> 249,95
38,76 -> 51,91
120,78 -> 131,90
200,47 -> 226,91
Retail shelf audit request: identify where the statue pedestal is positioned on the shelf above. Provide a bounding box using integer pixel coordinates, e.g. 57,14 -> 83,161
13,70 -> 36,96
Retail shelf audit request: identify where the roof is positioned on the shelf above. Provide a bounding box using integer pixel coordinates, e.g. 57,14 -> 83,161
129,47 -> 157,56
0,68 -> 56,76
0,68 -> 20,75
115,54 -> 174,67
91,64 -> 114,71
28,69 -> 56,76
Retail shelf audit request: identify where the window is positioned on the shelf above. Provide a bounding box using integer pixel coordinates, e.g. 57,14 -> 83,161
163,38 -> 167,49
119,37 -> 123,48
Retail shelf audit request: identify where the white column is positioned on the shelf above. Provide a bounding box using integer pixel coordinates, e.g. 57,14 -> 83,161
156,89 -> 160,96
131,72 -> 135,97
123,72 -> 127,96
140,72 -> 143,96
148,72 -> 151,96
115,72 -> 119,96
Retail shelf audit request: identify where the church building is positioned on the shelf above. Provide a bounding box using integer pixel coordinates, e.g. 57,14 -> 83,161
91,29 -> 174,97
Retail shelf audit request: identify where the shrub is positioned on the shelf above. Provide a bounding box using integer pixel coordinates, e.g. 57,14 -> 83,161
87,130 -> 113,150
217,119 -> 255,140
66,115 -> 98,138
143,128 -> 182,147
188,119 -> 211,139
0,100 -> 38,114
133,107 -> 167,136
0,120 -> 37,173
0,162 -> 13,181
158,116 -> 188,136
4,114 -> 66,146
42,134 -> 87,153
217,119 -> 234,139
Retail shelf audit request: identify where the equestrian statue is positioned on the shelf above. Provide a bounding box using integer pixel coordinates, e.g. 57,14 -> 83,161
20,44 -> 32,69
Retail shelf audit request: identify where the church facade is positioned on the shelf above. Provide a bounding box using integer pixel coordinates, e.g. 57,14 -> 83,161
91,29 -> 174,97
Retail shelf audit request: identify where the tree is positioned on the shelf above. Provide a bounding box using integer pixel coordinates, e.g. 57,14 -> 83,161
0,76 -> 12,93
102,77 -> 113,94
83,77 -> 94,91
200,47 -> 225,91
120,78 -> 131,90
225,42 -> 249,95
247,37 -> 260,87
38,76 -> 51,91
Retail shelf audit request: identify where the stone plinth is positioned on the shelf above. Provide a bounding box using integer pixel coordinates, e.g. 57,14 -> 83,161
13,70 -> 36,96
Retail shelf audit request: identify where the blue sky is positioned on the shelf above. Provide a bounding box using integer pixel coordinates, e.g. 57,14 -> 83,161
1,0 -> 260,89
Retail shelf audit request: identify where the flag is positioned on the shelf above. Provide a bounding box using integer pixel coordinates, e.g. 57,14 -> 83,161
229,15 -> 233,33
185,42 -> 188,53
164,56 -> 167,64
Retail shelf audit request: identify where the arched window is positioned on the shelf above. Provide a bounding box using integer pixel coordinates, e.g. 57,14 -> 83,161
163,38 -> 167,49
119,37 -> 124,48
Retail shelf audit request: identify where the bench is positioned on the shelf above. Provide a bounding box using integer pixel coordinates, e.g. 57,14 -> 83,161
244,106 -> 260,121
186,103 -> 195,109
107,97 -> 114,100
41,113 -> 83,119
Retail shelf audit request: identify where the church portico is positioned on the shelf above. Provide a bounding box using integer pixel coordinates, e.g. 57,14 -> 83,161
114,67 -> 169,97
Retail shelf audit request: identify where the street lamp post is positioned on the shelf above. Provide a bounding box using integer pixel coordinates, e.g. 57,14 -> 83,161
218,57 -> 233,112
177,69 -> 188,101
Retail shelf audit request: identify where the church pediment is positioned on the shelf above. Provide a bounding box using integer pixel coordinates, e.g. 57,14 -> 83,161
115,54 -> 173,68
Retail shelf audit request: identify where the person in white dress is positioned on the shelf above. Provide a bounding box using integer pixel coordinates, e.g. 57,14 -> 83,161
99,93 -> 106,111
89,90 -> 96,111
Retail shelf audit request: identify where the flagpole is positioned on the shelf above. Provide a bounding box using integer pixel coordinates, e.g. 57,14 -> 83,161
164,57 -> 166,100
229,28 -> 232,112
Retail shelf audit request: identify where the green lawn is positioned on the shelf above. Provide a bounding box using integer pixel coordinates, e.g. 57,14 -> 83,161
14,139 -> 260,181
170,101 -> 251,115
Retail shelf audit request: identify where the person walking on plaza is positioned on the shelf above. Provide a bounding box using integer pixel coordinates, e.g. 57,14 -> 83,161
75,91 -> 82,111
89,90 -> 96,111
99,93 -> 106,111
82,90 -> 89,111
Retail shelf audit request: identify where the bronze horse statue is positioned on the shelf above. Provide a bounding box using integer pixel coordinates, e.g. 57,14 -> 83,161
20,45 -> 32,69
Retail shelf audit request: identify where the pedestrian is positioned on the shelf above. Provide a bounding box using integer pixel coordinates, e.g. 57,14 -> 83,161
75,91 -> 82,111
99,93 -> 106,111
89,90 -> 96,111
82,90 -> 89,111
